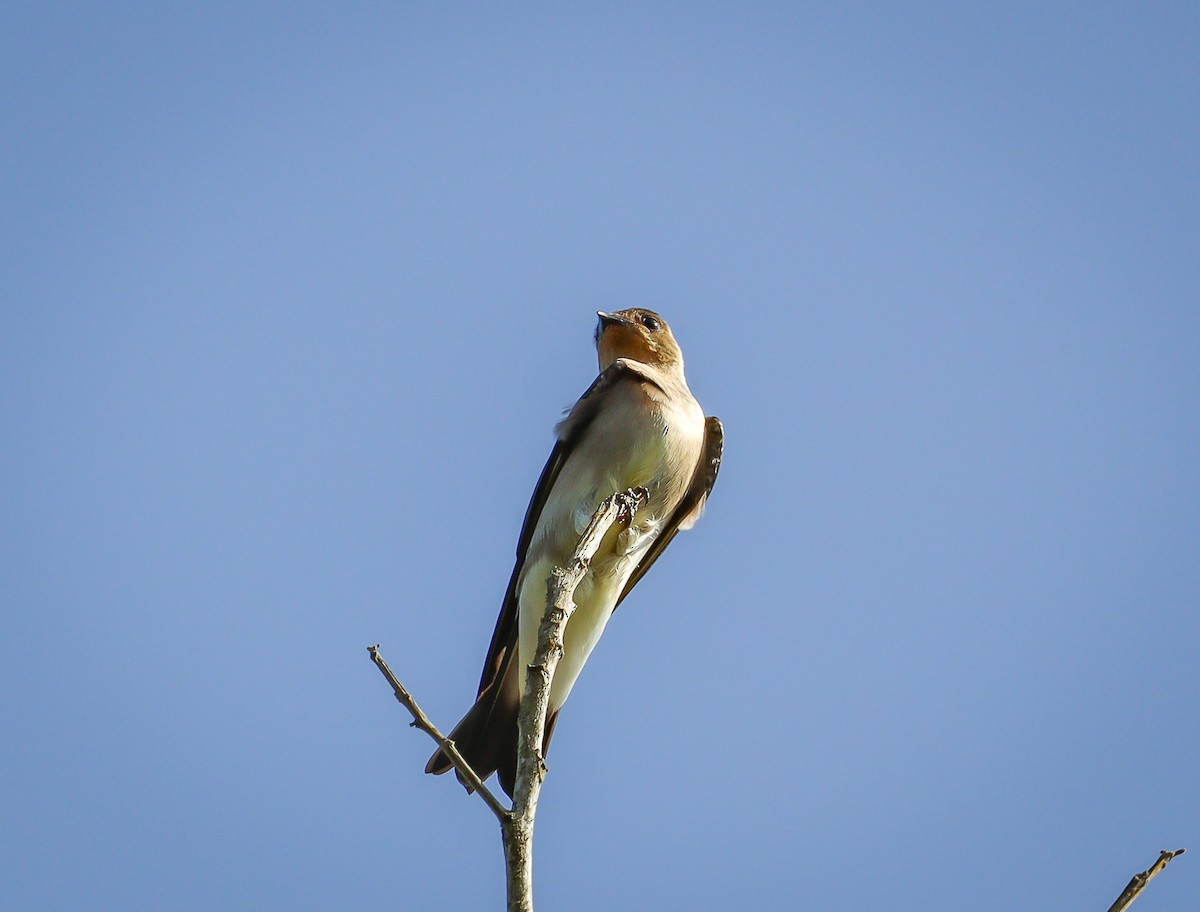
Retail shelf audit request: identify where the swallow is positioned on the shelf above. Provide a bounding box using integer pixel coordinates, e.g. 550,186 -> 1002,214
426,308 -> 723,797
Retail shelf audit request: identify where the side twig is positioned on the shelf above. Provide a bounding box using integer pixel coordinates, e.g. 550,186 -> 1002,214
1105,848 -> 1186,912
367,644 -> 509,822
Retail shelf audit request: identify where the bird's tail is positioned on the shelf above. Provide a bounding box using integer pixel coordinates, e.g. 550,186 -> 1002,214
425,646 -> 522,797
424,651 -> 562,799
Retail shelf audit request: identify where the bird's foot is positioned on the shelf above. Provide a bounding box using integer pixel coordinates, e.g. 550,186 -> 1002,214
617,486 -> 650,526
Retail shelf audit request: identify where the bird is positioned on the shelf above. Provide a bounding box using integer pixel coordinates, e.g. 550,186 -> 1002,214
426,308 -> 723,797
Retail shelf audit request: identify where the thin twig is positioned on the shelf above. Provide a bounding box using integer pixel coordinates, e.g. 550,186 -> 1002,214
367,644 -> 510,822
1106,848 -> 1186,912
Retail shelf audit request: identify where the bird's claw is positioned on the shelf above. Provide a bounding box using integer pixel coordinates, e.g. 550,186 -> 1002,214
617,486 -> 650,526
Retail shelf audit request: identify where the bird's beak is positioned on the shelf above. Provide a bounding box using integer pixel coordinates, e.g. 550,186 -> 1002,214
597,311 -> 631,329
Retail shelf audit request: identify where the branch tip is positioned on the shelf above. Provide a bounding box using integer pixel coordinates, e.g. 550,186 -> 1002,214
1106,846 -> 1188,912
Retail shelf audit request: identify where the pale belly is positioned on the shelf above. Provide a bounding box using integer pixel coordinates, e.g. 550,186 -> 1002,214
517,549 -> 634,711
515,377 -> 703,711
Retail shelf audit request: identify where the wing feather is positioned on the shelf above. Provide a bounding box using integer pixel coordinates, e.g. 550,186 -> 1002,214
616,415 -> 724,606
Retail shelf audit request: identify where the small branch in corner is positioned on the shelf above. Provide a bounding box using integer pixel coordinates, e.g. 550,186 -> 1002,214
1105,848 -> 1185,912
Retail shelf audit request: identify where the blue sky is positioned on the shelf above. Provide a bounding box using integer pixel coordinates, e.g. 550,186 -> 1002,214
2,3 -> 1196,910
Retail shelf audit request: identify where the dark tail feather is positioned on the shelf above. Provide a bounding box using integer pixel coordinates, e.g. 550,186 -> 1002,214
425,657 -> 564,799
425,649 -> 521,797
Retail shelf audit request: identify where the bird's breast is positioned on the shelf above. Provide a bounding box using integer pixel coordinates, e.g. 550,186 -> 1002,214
516,371 -> 705,711
535,377 -> 703,566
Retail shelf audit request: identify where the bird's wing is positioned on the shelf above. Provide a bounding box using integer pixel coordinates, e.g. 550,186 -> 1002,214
473,361 -> 646,698
616,415 -> 724,607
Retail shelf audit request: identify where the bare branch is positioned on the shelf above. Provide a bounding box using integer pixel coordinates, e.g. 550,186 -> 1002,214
1106,848 -> 1186,912
367,644 -> 510,823
504,487 -> 649,912
369,488 -> 647,911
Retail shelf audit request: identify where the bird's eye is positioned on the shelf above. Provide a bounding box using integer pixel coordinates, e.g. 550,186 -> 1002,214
640,314 -> 661,332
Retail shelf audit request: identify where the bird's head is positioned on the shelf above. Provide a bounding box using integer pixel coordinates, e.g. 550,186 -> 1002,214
594,308 -> 684,372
